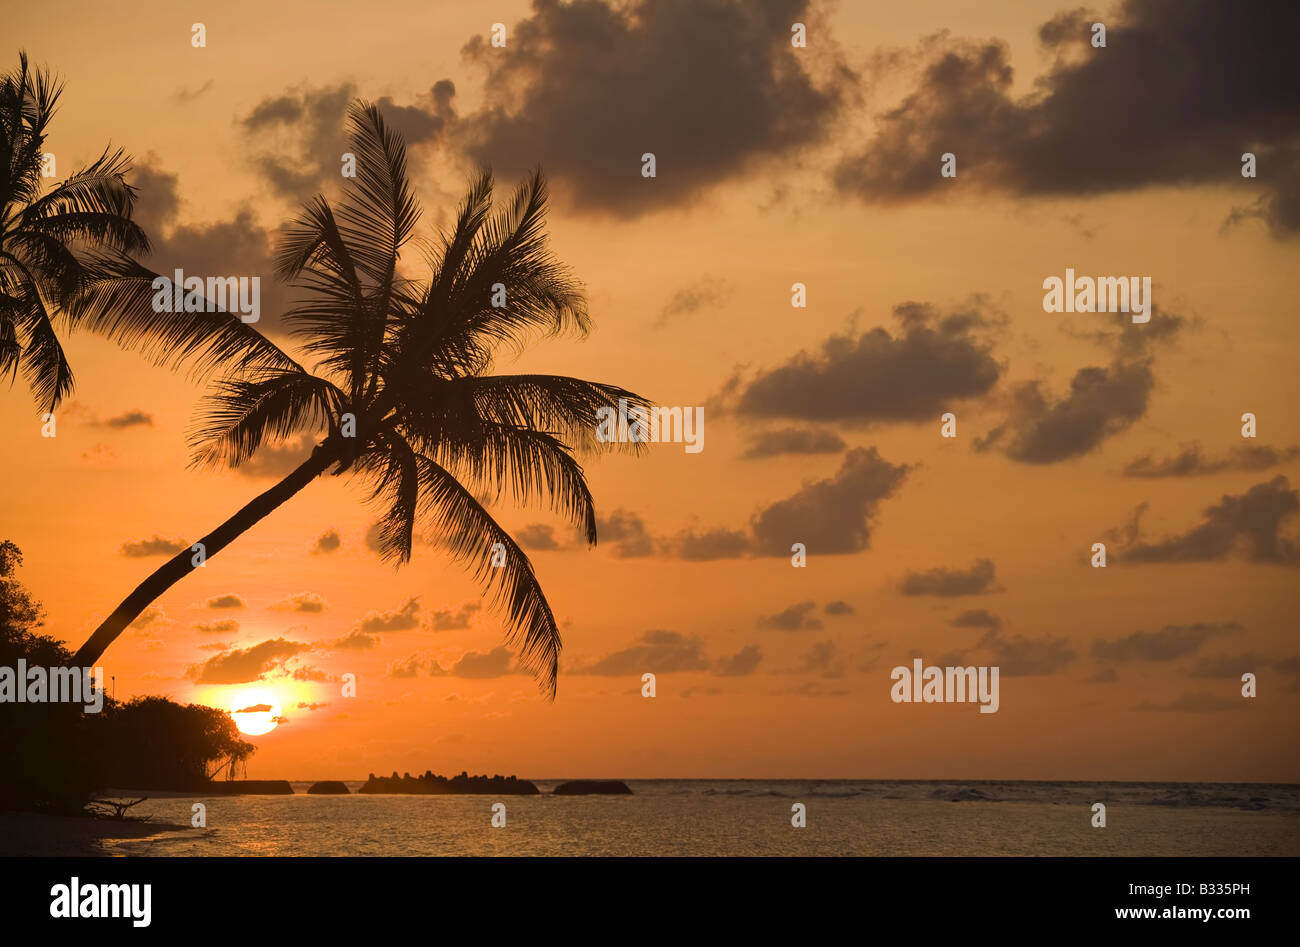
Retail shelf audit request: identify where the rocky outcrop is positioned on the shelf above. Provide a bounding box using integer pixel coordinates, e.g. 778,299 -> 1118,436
306,780 -> 351,794
358,770 -> 540,795
552,780 -> 632,795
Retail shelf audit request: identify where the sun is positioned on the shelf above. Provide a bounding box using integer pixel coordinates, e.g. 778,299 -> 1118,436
229,687 -> 283,736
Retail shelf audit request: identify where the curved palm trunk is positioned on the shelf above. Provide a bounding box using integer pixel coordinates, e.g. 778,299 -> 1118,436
72,442 -> 341,667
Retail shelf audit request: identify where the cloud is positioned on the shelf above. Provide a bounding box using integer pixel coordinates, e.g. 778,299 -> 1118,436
119,534 -> 188,557
357,598 -> 423,632
311,529 -> 341,554
102,410 -> 153,428
975,358 -> 1154,463
832,0 -> 1300,238
952,609 -> 1001,630
714,644 -> 763,677
455,0 -> 850,216
758,601 -> 822,631
271,592 -> 327,613
656,277 -> 730,327
186,637 -> 309,684
750,447 -> 910,555
781,640 -> 845,678
978,629 -> 1075,676
330,630 -> 378,651
570,629 -> 711,676
742,426 -> 846,459
429,603 -> 481,630
194,619 -> 239,634
129,605 -> 172,632
1123,443 -> 1300,478
206,594 -> 245,610
516,524 -> 561,551
824,600 -> 854,615
1187,653 -> 1269,679
448,646 -> 518,679
233,436 -> 317,479
1092,622 -> 1241,662
388,653 -> 432,678
730,302 -> 1001,424
1118,477 -> 1300,564
900,558 -> 999,596
668,527 -> 754,561
595,510 -> 655,558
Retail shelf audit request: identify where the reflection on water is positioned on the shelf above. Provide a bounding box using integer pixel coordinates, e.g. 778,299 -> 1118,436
107,780 -> 1300,856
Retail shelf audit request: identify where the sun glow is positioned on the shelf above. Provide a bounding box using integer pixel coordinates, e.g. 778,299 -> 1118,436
228,687 -> 283,736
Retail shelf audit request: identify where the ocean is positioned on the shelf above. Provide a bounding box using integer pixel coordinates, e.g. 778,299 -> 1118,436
103,780 -> 1300,856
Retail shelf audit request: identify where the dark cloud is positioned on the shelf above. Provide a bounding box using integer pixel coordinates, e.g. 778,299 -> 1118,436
129,162 -> 291,336
311,530 -> 341,554
206,594 -> 245,609
241,82 -> 455,203
357,598 -> 423,632
668,527 -> 753,561
102,410 -> 153,428
570,629 -> 711,676
975,358 -> 1153,463
1187,653 -> 1268,679
978,629 -> 1075,676
952,609 -> 1000,630
430,602 -> 481,630
448,646 -> 519,679
750,447 -> 909,555
595,509 -> 655,558
331,630 -> 378,651
900,558 -> 998,596
1119,477 -> 1300,564
714,644 -> 763,677
194,619 -> 239,634
824,600 -> 854,615
119,534 -> 188,557
742,426 -> 846,459
1122,443 -> 1300,478
758,601 -> 822,631
516,524 -> 561,551
731,302 -> 1001,424
271,592 -> 327,613
235,436 -> 318,479
833,0 -> 1300,238
1092,622 -> 1241,662
388,653 -> 432,678
456,0 -> 850,216
186,637 -> 309,684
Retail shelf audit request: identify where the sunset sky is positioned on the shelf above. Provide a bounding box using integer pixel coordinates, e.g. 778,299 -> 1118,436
6,0 -> 1298,782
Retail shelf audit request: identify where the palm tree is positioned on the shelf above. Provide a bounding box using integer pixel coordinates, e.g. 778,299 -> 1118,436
2,51 -> 286,411
71,101 -> 648,697
0,52 -> 150,410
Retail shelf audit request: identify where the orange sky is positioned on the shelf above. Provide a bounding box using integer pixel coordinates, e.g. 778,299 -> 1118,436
6,0 -> 1298,780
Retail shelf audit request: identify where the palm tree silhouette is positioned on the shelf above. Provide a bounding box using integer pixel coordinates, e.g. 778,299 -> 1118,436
0,52 -> 150,410
72,101 -> 648,697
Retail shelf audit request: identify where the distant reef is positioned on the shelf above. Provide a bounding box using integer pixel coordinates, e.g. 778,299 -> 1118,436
553,780 -> 632,795
358,771 -> 540,795
306,780 -> 351,795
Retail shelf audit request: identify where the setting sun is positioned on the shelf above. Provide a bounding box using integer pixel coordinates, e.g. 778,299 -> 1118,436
229,688 -> 282,736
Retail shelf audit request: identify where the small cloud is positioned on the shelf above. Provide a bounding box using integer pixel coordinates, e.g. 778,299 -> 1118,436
900,559 -> 999,597
330,630 -> 378,651
714,644 -> 762,677
103,410 -> 154,429
129,605 -> 173,633
311,529 -> 341,554
951,609 -> 1001,630
185,637 -> 309,684
120,535 -> 188,558
430,602 -> 481,631
823,600 -> 855,616
758,601 -> 822,631
655,277 -> 729,327
357,597 -> 422,632
1092,622 -> 1241,662
206,594 -> 245,610
742,426 -> 847,460
194,619 -> 239,634
516,523 -> 560,551
271,592 -> 327,613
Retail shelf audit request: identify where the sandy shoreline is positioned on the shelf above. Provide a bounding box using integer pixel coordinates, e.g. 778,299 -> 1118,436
0,811 -> 188,857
